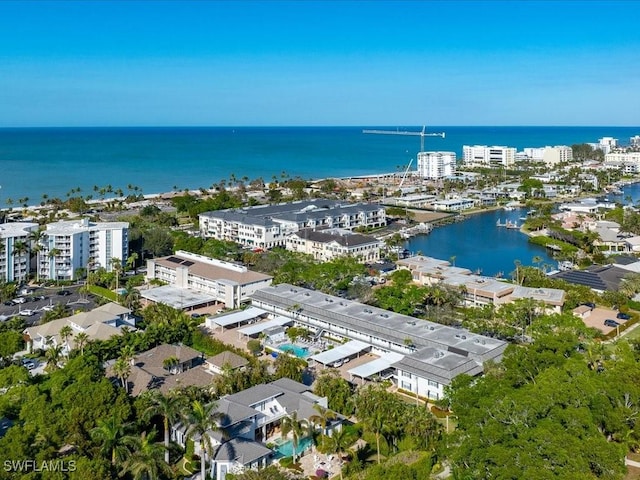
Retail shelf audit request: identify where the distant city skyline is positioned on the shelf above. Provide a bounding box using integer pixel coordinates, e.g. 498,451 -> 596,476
1,0 -> 639,127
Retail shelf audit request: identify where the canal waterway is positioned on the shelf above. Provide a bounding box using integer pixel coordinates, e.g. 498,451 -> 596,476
405,208 -> 556,278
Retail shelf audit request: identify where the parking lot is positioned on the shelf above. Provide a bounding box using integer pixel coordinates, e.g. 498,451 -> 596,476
0,285 -> 96,326
580,306 -> 629,334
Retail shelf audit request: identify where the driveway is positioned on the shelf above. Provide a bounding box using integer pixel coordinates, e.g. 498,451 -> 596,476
579,307 -> 628,334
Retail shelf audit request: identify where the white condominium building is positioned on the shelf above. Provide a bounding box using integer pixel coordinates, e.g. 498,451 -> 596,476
604,152 -> 640,174
462,145 -> 516,168
285,228 -> 382,263
416,151 -> 457,179
0,222 -> 38,283
38,218 -> 129,281
598,137 -> 618,154
522,146 -> 573,166
199,199 -> 387,249
631,135 -> 640,148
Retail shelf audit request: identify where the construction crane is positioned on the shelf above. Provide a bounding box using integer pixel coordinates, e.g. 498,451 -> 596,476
362,125 -> 445,152
399,159 -> 413,189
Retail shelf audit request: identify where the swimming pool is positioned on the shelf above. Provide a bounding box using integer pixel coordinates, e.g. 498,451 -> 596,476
274,435 -> 314,458
278,343 -> 312,358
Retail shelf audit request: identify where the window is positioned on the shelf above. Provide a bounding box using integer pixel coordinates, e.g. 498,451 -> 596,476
428,379 -> 439,388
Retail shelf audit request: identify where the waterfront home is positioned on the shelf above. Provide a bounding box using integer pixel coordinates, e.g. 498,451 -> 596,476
285,227 -> 382,263
24,302 -> 135,355
145,250 -> 272,309
171,378 -> 340,480
251,284 -> 507,400
397,255 -> 566,310
199,199 -> 386,250
431,198 -> 475,212
587,220 -> 635,253
558,198 -> 615,215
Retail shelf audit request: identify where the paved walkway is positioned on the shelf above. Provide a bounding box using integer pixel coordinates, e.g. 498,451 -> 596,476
626,457 -> 640,468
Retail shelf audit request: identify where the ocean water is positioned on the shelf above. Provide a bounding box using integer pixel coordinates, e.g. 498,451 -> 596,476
0,126 -> 638,204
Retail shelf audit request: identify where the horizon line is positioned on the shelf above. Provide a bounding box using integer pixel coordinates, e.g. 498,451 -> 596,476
1,124 -> 639,129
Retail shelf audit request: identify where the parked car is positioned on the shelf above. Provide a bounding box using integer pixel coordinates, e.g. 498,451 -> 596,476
616,312 -> 631,320
604,319 -> 620,328
19,309 -> 35,316
21,358 -> 36,370
41,304 -> 55,311
3,301 -> 14,306
57,290 -> 72,296
12,297 -> 26,304
332,360 -> 344,368
581,302 -> 596,310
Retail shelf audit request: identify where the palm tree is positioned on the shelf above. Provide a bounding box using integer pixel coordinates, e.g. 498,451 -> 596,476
59,325 -> 73,356
184,400 -> 222,480
110,257 -> 123,291
309,404 -> 337,437
325,427 -> 352,480
48,247 -> 61,284
75,331 -> 89,355
126,252 -> 139,273
113,357 -> 132,393
121,429 -> 171,480
45,343 -> 63,372
281,411 -> 312,463
142,390 -> 186,464
91,414 -> 131,466
11,240 -> 29,284
29,228 -> 45,283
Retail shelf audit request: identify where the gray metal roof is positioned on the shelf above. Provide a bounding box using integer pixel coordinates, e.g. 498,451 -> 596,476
213,438 -> 273,463
251,284 -> 507,364
393,347 -> 484,385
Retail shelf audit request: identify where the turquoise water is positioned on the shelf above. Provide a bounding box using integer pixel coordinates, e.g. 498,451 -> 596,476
406,207 -> 555,278
278,343 -> 311,359
1,126 -> 638,204
275,436 -> 313,458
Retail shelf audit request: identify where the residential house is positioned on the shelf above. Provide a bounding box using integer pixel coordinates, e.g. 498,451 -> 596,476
106,343 -> 214,396
24,302 -> 134,355
172,378 -> 340,480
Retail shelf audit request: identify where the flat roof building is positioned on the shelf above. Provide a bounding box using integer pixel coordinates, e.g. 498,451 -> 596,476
0,222 -> 38,283
251,284 -> 507,400
146,250 -> 272,309
38,218 -> 129,281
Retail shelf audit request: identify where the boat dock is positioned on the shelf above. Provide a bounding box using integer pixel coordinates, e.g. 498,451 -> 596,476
496,219 -> 520,229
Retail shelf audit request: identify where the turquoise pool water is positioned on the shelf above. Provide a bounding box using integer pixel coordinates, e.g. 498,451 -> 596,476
275,436 -> 314,458
278,343 -> 311,358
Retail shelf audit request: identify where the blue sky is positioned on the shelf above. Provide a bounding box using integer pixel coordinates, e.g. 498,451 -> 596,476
0,0 -> 638,126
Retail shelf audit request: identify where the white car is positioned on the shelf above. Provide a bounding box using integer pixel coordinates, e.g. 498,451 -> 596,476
19,309 -> 35,316
12,297 -> 26,304
41,304 -> 55,311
